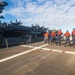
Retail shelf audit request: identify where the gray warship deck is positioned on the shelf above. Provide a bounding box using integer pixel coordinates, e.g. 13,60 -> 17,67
0,41 -> 75,75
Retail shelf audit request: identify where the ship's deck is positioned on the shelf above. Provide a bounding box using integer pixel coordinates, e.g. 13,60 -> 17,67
0,41 -> 75,75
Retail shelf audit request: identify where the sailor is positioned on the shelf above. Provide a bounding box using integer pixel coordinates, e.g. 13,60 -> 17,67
44,31 -> 49,44
56,29 -> 63,45
71,28 -> 75,47
64,30 -> 70,47
50,30 -> 56,44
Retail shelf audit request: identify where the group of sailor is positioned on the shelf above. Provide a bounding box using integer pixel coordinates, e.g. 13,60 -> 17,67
44,28 -> 75,47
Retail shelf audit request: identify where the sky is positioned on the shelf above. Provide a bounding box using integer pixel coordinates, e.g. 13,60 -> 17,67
1,0 -> 75,33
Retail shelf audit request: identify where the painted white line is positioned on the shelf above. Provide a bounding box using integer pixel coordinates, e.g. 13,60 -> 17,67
39,44 -> 48,48
21,44 -> 48,49
26,46 -> 33,48
0,44 -> 48,63
52,49 -> 63,52
21,45 -> 26,47
41,47 -> 75,55
41,47 -> 63,52
34,44 -> 48,49
42,48 -> 51,51
21,45 -> 35,48
21,45 -> 33,48
64,51 -> 75,55
34,47 -> 41,49
0,48 -> 36,63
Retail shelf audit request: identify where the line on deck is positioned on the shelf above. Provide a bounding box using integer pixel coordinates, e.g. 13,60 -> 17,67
0,44 -> 48,63
42,47 -> 75,55
22,44 -> 75,55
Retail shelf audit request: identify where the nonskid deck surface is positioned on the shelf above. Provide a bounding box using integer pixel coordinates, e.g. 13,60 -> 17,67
0,41 -> 75,75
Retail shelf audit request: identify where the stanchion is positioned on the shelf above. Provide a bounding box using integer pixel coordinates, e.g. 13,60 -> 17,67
26,35 -> 32,44
5,38 -> 8,48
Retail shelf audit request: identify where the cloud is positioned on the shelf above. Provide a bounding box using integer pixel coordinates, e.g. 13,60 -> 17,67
2,0 -> 75,32
54,0 -> 66,5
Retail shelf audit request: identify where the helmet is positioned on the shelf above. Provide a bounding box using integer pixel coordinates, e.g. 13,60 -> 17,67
66,30 -> 68,32
73,28 -> 75,30
59,29 -> 61,30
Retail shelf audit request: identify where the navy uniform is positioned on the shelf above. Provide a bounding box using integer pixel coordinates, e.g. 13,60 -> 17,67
71,28 -> 75,47
64,30 -> 70,47
50,30 -> 56,44
44,32 -> 49,44
56,29 -> 63,45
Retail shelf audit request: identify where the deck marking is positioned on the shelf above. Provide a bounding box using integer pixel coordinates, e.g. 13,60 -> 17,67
52,49 -> 63,52
1,43 -> 75,63
21,45 -> 33,48
41,47 -> 75,55
64,51 -> 75,55
42,48 -> 51,51
21,45 -> 26,47
22,44 -> 75,55
0,44 -> 48,63
26,46 -> 34,48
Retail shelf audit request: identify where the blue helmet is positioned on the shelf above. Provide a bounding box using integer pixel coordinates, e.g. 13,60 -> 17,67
73,28 -> 75,30
66,30 -> 68,32
59,29 -> 61,30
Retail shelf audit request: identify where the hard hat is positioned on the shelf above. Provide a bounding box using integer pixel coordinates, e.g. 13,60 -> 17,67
59,29 -> 61,30
66,30 -> 68,32
73,28 -> 75,30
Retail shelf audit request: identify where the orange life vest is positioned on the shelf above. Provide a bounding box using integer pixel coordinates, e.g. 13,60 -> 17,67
64,32 -> 70,37
58,30 -> 62,35
44,32 -> 49,37
51,31 -> 56,37
72,30 -> 75,36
